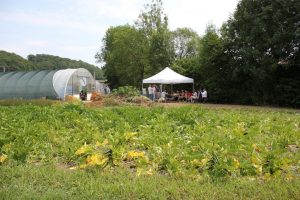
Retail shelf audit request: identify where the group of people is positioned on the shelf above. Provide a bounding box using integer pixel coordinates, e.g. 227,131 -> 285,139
196,88 -> 208,103
164,89 -> 207,103
147,84 -> 160,101
147,84 -> 208,103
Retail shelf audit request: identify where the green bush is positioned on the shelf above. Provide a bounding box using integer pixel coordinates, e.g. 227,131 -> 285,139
112,86 -> 140,97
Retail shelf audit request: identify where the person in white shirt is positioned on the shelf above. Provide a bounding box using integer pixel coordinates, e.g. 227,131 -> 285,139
148,85 -> 153,101
201,89 -> 207,103
161,90 -> 166,99
105,85 -> 111,94
159,90 -> 167,102
190,91 -> 198,103
152,85 -> 156,101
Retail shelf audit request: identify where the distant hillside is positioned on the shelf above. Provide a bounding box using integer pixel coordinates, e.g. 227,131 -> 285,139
0,50 -> 104,79
0,51 -> 35,71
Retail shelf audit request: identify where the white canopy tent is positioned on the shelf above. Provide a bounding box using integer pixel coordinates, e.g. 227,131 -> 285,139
142,67 -> 194,92
143,67 -> 193,84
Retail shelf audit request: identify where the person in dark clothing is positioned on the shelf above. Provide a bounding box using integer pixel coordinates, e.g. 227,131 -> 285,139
80,90 -> 87,101
198,89 -> 202,103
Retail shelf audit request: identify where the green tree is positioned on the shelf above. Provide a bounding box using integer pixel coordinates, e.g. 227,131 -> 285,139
222,0 -> 300,106
193,24 -> 235,102
97,25 -> 149,88
171,28 -> 200,82
135,0 -> 174,75
0,51 -> 35,71
172,28 -> 199,59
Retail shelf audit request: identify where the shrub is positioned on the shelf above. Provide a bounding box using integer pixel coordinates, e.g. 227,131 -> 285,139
112,86 -> 140,98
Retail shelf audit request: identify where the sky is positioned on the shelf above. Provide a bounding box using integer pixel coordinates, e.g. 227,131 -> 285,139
0,0 -> 240,66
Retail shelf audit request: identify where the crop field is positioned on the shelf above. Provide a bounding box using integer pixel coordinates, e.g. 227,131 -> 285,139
0,102 -> 299,199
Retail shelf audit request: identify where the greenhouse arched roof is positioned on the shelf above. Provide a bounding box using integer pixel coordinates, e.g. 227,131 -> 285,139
0,68 -> 94,100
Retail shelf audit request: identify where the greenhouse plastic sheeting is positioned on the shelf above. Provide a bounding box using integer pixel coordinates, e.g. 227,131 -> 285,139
0,68 -> 94,100
0,70 -> 58,99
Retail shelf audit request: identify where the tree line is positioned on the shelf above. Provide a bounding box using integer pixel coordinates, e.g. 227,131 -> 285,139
97,0 -> 300,107
0,51 -> 104,80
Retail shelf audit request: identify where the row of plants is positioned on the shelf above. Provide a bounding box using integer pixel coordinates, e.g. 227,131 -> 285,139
0,103 -> 299,180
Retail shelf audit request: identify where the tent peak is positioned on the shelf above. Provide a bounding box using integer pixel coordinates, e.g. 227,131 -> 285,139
143,67 -> 194,84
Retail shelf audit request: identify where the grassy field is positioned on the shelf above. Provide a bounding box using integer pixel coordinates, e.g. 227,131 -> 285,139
0,102 -> 299,199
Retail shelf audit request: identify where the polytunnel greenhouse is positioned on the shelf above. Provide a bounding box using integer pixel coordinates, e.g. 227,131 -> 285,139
0,68 -> 95,100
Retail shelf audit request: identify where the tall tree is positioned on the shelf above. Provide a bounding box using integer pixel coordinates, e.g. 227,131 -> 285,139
222,0 -> 300,105
135,0 -> 174,76
194,24 -> 235,102
171,28 -> 200,79
172,28 -> 199,59
96,25 -> 148,88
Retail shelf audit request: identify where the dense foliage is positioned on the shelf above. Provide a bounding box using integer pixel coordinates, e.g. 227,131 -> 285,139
97,0 -> 174,89
97,0 -> 300,107
0,50 -> 34,71
0,51 -> 104,80
218,0 -> 300,106
1,104 -> 299,181
96,25 -> 148,88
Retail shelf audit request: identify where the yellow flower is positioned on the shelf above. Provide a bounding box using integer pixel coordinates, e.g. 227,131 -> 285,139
86,154 -> 108,166
69,166 -> 78,170
233,158 -> 240,169
126,151 -> 146,160
0,154 -> 7,163
75,144 -> 91,155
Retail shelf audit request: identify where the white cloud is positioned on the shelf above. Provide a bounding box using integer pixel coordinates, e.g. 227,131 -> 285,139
0,10 -> 106,33
24,39 -> 50,47
74,0 -> 146,23
164,0 -> 239,35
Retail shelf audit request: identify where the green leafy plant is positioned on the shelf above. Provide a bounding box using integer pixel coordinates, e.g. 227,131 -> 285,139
0,103 -> 299,180
112,86 -> 140,97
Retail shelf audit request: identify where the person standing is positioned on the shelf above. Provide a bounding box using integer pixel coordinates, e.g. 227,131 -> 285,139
105,85 -> 111,94
198,88 -> 202,103
202,88 -> 208,103
152,84 -> 157,101
148,84 -> 153,101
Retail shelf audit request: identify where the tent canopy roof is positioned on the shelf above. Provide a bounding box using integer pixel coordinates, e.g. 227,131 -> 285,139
143,67 -> 194,84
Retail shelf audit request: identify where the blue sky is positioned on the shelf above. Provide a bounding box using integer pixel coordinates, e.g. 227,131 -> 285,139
0,0 -> 239,66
